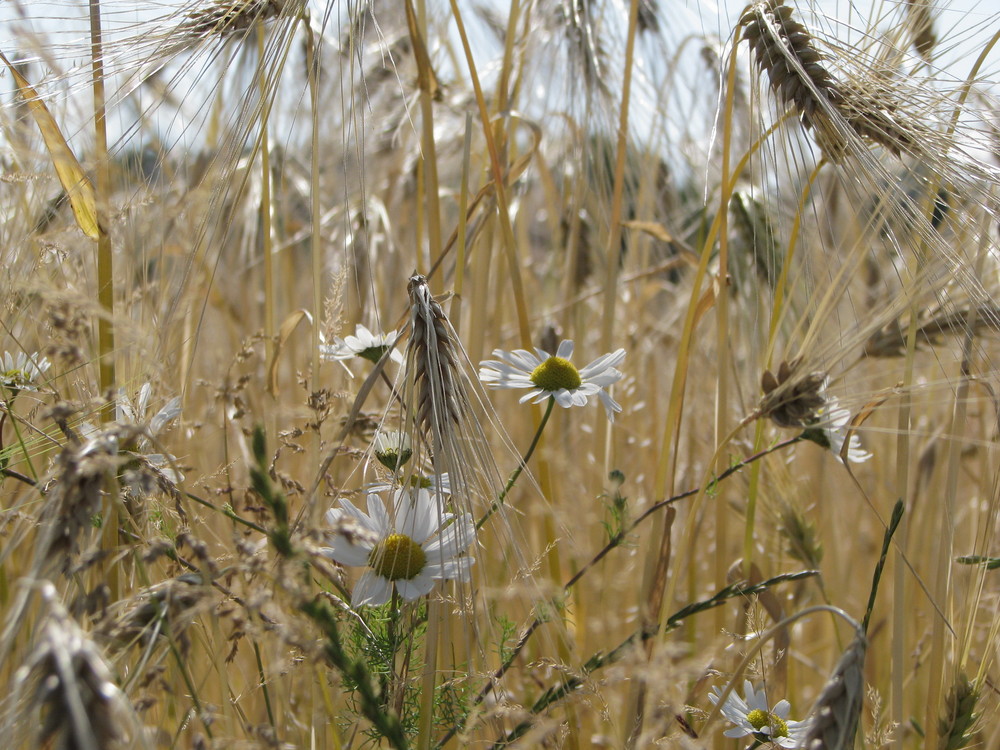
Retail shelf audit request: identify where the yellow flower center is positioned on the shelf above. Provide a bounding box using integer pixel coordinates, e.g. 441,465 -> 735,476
2,368 -> 28,386
530,356 -> 582,392
368,533 -> 426,581
746,708 -> 788,738
408,475 -> 433,489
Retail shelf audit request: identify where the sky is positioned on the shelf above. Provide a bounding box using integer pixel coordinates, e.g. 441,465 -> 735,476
0,0 -> 998,159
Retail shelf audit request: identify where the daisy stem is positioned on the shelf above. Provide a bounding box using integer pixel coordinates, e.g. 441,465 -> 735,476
475,396 -> 555,530
3,397 -> 38,481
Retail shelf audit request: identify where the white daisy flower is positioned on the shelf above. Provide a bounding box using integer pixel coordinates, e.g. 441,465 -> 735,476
709,680 -> 810,748
321,487 -> 475,608
1,350 -> 51,392
117,383 -> 182,442
803,404 -> 872,464
372,429 -> 413,472
81,383 -> 184,484
320,324 -> 404,368
478,340 -> 626,422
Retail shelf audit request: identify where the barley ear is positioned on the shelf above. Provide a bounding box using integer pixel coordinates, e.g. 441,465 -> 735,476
939,673 -> 979,750
801,629 -> 867,750
406,274 -> 462,439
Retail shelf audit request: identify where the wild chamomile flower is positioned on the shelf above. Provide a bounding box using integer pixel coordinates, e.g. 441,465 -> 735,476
117,383 -> 182,444
321,487 -> 475,607
373,429 -> 413,472
709,680 -> 810,748
1,351 -> 51,393
320,324 -> 404,368
478,339 -> 625,422
802,403 -> 872,464
81,383 -> 184,484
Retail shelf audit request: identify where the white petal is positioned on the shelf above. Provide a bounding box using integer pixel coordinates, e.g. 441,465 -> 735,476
552,390 -> 577,409
425,556 -> 474,581
352,572 -> 392,607
744,682 -> 768,712
518,389 -> 549,405
423,516 -> 475,560
585,368 -> 624,388
396,573 -> 435,600
336,498 -> 380,535
599,390 -> 622,422
503,348 -> 543,372
137,383 -> 152,417
365,493 -> 391,534
396,489 -> 437,544
320,539 -> 371,567
556,340 -> 574,359
151,397 -> 182,435
578,348 -> 626,378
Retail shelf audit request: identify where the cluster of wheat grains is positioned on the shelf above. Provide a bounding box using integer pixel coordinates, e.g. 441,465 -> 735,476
3,0 -> 1000,746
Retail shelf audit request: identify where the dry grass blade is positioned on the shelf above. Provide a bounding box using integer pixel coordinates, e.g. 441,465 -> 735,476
802,630 -> 867,750
0,50 -> 101,240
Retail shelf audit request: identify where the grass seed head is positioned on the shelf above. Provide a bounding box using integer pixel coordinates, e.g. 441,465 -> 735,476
939,672 -> 979,750
406,275 -> 462,439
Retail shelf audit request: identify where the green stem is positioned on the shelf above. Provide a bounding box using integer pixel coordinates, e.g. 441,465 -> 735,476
184,491 -> 267,535
302,597 -> 409,749
254,639 -> 277,732
476,396 -> 555,530
4,397 -> 38,480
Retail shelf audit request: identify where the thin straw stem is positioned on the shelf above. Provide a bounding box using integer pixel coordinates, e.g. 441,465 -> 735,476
89,0 -> 115,411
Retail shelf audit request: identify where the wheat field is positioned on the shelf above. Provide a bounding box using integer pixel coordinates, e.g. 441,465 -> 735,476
1,0 -> 999,747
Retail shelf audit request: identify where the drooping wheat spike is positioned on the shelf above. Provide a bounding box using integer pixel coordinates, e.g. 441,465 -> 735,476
906,0 -> 937,62
740,0 -> 916,160
406,274 -> 462,441
5,583 -> 138,750
759,357 -> 829,428
939,673 -> 979,750
97,572 -> 210,656
801,629 -> 867,750
30,425 -> 129,576
741,0 -> 839,131
777,498 -> 824,569
180,0 -> 292,41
